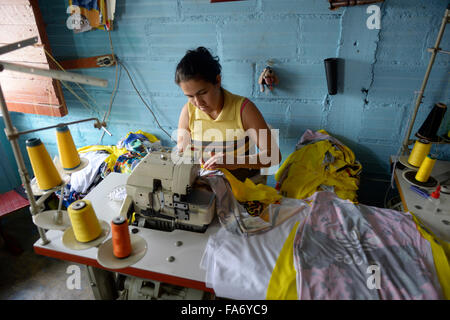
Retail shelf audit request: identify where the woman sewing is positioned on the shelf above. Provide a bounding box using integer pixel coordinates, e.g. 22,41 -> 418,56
175,47 -> 281,183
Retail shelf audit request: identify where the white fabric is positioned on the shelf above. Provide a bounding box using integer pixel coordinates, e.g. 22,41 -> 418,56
70,152 -> 108,193
200,199 -> 309,300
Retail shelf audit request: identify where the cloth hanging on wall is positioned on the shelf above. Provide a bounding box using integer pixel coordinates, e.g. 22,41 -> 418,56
68,0 -> 116,32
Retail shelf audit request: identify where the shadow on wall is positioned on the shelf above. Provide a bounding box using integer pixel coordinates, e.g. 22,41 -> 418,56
265,58 -> 373,99
340,58 -> 374,98
336,58 -> 345,95
327,132 -> 391,176
429,64 -> 450,105
114,0 -> 128,22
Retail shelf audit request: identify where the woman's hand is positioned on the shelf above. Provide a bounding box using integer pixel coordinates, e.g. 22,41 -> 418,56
201,152 -> 240,171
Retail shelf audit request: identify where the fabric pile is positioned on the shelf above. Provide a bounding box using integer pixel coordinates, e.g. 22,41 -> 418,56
201,129 -> 363,236
275,129 -> 362,202
200,191 -> 449,300
200,169 -> 298,236
56,130 -> 160,207
200,129 -> 449,299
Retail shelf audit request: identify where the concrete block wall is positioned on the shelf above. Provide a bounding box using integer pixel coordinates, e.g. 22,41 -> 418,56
8,0 -> 450,183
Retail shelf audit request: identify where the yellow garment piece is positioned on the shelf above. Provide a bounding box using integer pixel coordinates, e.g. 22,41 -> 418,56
77,145 -> 128,171
266,222 -> 300,300
275,130 -> 361,202
410,214 -> 450,300
220,169 -> 281,205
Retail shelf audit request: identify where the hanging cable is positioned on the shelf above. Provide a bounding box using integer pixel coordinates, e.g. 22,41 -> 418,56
43,47 -> 103,119
103,27 -> 119,124
117,59 -> 176,143
98,26 -> 120,144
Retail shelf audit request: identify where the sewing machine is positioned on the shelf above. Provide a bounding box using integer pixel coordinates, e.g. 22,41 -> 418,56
119,150 -> 216,233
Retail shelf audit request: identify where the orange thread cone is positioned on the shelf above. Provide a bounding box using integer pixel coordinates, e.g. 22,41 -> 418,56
111,216 -> 132,259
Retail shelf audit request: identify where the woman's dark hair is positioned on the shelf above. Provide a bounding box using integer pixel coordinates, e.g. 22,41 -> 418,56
175,47 -> 221,85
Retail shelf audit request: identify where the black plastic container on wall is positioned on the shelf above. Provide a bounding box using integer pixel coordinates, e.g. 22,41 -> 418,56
416,102 -> 447,142
324,58 -> 338,95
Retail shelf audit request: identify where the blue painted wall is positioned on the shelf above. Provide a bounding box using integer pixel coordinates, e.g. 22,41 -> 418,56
7,0 -> 450,184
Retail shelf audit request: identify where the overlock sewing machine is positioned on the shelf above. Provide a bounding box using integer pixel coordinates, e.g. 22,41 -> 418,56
119,149 -> 216,233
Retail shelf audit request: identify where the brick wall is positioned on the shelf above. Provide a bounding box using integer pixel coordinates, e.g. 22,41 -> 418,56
8,0 -> 450,180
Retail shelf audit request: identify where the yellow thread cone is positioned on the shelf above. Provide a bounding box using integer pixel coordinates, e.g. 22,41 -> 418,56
68,200 -> 102,243
56,125 -> 81,170
408,140 -> 431,167
26,138 -> 62,190
415,155 -> 436,182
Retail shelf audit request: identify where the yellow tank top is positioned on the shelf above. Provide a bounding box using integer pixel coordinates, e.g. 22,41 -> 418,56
187,88 -> 250,159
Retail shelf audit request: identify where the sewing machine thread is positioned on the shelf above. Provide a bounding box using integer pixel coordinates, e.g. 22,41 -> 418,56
26,138 -> 62,190
111,216 -> 132,259
68,200 -> 102,243
415,155 -> 436,183
56,125 -> 81,170
408,140 -> 431,167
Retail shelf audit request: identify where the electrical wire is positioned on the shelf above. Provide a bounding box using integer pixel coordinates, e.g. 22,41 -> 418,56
117,59 -> 176,143
44,28 -> 175,144
43,48 -> 103,119
103,26 -> 119,124
98,26 -> 120,144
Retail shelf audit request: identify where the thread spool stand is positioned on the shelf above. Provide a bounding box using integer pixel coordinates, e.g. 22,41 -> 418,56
401,5 -> 450,156
32,157 -> 90,231
97,232 -> 148,269
96,216 -> 147,269
0,37 -> 108,245
402,170 -> 438,189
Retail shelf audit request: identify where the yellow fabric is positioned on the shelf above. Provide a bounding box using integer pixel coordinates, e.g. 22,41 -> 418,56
275,130 -> 361,202
410,214 -> 450,300
221,168 -> 281,205
188,88 -> 248,159
77,145 -> 128,171
266,222 -> 300,300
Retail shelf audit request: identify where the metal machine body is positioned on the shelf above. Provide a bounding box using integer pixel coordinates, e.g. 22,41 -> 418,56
120,150 -> 215,233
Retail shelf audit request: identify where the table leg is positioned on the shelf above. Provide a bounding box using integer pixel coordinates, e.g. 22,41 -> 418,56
86,265 -> 118,300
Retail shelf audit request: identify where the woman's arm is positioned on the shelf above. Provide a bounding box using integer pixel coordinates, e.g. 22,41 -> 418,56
241,100 -> 282,167
177,104 -> 191,153
202,100 -> 281,170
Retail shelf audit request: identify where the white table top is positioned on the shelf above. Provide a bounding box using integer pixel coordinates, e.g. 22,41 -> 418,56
33,172 -> 219,291
392,156 -> 450,242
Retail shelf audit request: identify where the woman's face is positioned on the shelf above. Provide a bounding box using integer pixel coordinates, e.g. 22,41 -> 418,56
179,76 -> 222,114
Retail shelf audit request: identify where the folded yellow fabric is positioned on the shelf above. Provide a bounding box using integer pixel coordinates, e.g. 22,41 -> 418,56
220,168 -> 281,205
